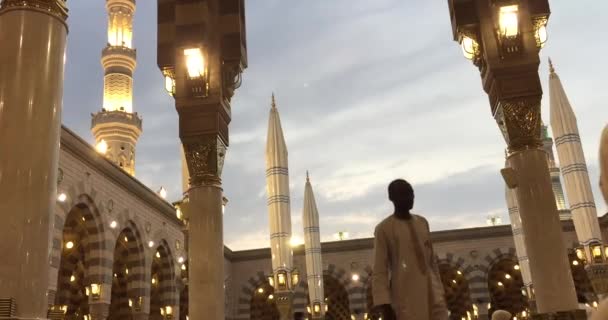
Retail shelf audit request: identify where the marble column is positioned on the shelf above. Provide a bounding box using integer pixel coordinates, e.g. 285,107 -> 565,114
0,0 -> 68,318
498,97 -> 582,318
182,136 -> 226,320
504,161 -> 535,311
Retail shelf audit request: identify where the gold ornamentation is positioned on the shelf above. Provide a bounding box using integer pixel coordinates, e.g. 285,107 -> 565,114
182,136 -> 226,187
585,263 -> 608,296
494,97 -> 542,153
0,0 -> 68,21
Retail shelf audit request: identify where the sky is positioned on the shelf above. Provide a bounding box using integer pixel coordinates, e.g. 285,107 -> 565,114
62,1 -> 608,250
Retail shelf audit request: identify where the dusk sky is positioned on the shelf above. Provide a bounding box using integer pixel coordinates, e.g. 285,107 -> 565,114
62,1 -> 608,250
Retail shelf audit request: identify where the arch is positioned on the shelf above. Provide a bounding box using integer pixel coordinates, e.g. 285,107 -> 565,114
567,251 -> 596,303
437,261 -> 473,320
322,274 -> 350,320
250,281 -> 279,320
150,240 -> 178,320
53,194 -> 111,317
486,254 -> 527,317
235,271 -> 271,320
108,221 -> 146,320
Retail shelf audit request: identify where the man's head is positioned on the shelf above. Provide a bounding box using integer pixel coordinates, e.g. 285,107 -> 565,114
388,179 -> 414,212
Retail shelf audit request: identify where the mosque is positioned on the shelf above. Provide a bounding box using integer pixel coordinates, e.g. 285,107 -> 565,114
1,1 -> 607,320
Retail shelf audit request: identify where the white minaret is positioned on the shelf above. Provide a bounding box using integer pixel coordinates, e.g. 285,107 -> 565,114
302,172 -> 326,319
549,60 -> 603,257
265,94 -> 294,318
504,163 -> 534,303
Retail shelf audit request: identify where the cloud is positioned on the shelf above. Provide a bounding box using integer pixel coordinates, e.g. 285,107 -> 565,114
62,1 -> 608,251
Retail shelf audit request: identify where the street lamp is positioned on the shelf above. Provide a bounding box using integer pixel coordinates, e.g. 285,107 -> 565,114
156,1 -> 247,320
448,0 -> 583,317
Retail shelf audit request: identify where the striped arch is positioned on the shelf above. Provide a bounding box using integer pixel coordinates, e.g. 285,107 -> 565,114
150,240 -> 178,320
52,193 -> 112,310
236,271 -> 271,320
483,248 -> 528,316
292,280 -> 308,314
346,265 -> 371,316
437,254 -> 473,319
323,264 -> 351,320
108,221 -> 146,320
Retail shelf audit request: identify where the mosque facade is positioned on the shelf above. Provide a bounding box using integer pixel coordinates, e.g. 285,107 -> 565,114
1,1 -> 605,320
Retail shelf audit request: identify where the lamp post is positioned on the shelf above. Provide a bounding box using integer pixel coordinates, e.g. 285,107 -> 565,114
268,268 -> 300,320
157,1 -> 247,320
447,0 -> 583,318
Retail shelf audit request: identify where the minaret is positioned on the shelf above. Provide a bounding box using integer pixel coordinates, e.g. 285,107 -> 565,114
549,59 -> 608,295
541,124 -> 571,220
302,172 -> 326,320
92,0 -> 142,176
504,163 -> 535,310
265,94 -> 294,319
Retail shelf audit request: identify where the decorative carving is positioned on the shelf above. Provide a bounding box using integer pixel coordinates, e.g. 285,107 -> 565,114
0,0 -> 68,21
585,263 -> 608,296
182,136 -> 227,187
57,168 -> 64,185
494,97 -> 542,153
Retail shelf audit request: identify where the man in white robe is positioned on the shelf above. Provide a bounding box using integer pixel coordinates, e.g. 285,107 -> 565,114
372,179 -> 448,320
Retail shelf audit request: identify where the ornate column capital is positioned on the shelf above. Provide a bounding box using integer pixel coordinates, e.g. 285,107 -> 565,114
494,96 -> 543,153
182,135 -> 226,188
0,0 -> 68,21
585,263 -> 608,296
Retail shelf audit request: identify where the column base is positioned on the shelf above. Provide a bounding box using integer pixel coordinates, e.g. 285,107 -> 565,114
586,263 -> 608,296
275,292 -> 293,320
531,309 -> 587,320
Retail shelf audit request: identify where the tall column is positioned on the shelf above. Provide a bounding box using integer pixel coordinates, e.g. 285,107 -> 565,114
302,173 -> 326,320
448,1 -> 583,317
549,60 -> 608,296
156,1 -> 247,320
0,0 -> 68,318
91,0 -> 141,176
504,162 -> 535,312
266,94 -> 295,320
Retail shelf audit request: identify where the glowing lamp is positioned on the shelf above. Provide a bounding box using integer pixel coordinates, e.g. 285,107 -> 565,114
268,294 -> 274,300
460,36 -> 477,60
313,302 -> 321,315
129,299 -> 133,308
307,306 -> 311,314
325,304 -> 328,312
535,24 -> 548,48
156,251 -> 161,258
181,264 -> 186,271
514,264 -> 520,270
268,275 -> 274,287
498,5 -> 519,38
351,273 -> 360,282
65,241 -> 74,249
159,187 -> 167,199
165,306 -> 173,319
148,241 -> 154,248
291,269 -> 300,286
277,271 -> 287,289
257,287 -> 264,294
184,48 -> 205,79
591,242 -> 604,262
90,284 -> 101,300
58,193 -> 67,202
576,247 -> 586,262
164,73 -> 176,96
96,140 -> 108,155
110,220 -> 118,229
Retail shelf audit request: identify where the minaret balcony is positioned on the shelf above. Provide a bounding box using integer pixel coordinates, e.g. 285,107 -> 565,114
91,110 -> 142,131
102,45 -> 136,60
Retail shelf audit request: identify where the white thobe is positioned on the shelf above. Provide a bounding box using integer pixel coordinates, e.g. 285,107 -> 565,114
372,214 -> 448,320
